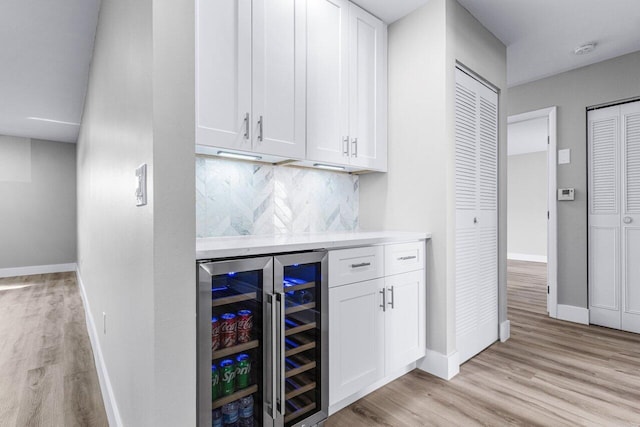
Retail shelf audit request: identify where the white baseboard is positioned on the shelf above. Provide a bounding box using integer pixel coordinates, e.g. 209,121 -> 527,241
328,363 -> 416,416
507,253 -> 547,263
76,267 -> 122,427
416,349 -> 459,380
557,304 -> 589,325
0,263 -> 77,278
500,320 -> 511,342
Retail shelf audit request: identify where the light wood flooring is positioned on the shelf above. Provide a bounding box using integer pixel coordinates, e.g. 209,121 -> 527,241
0,272 -> 108,426
326,260 -> 640,426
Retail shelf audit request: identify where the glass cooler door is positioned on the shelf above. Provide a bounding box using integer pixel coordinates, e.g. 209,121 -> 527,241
198,257 -> 273,427
274,252 -> 328,427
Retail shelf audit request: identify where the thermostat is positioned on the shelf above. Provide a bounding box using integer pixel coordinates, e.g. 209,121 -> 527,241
558,188 -> 575,201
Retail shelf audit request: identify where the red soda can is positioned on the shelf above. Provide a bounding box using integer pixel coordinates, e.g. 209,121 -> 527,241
236,310 -> 253,343
211,316 -> 220,352
220,313 -> 237,348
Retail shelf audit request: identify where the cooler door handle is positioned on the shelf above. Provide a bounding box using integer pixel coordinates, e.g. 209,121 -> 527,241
276,292 -> 286,416
268,294 -> 277,419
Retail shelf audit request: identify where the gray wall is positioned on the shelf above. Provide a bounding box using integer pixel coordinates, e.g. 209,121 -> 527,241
360,0 -> 507,357
77,0 -> 195,424
508,51 -> 640,308
0,137 -> 76,268
507,151 -> 547,258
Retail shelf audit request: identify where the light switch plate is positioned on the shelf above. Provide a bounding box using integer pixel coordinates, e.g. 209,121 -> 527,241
135,164 -> 147,206
558,149 -> 571,164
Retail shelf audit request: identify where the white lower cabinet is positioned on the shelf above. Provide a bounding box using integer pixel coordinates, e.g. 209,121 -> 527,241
329,278 -> 385,404
328,242 -> 426,409
385,270 -> 426,372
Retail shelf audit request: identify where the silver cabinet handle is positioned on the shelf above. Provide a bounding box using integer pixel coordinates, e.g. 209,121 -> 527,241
351,262 -> 371,268
243,112 -> 250,140
351,137 -> 358,157
388,286 -> 395,309
379,288 -> 386,312
343,136 -> 349,156
258,116 -> 264,142
624,216 -> 633,224
398,256 -> 417,261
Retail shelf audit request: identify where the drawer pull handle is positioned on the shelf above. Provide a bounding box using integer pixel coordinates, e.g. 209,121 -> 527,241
398,256 -> 417,261
351,262 -> 371,268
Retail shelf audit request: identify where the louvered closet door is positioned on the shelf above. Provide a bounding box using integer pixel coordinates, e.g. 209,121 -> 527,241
588,106 -> 621,329
621,102 -> 640,333
455,68 -> 498,364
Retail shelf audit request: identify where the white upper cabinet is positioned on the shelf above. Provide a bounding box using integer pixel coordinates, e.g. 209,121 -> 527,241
196,0 -> 306,159
306,1 -> 387,171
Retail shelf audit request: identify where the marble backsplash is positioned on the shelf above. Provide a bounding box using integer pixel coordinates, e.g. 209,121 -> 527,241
196,157 -> 359,237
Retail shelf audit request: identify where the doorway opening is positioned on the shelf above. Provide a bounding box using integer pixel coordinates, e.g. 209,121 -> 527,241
507,107 -> 558,318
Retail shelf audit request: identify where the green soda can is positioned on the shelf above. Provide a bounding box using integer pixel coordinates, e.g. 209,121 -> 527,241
235,354 -> 251,389
220,359 -> 236,395
211,364 -> 220,400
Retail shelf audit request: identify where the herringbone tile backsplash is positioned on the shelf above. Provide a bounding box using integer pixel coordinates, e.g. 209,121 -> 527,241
196,157 -> 359,237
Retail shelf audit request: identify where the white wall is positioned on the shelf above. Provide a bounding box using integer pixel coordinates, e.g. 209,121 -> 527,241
0,137 -> 76,269
360,0 -> 507,360
508,50 -> 640,308
507,151 -> 547,259
77,0 -> 195,424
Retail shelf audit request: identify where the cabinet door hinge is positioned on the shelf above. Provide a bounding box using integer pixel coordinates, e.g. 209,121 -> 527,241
547,285 -> 550,294
547,211 -> 550,220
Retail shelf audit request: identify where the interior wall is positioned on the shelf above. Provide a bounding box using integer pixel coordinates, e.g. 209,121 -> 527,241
507,151 -> 548,259
360,0 -> 506,360
359,0 -> 449,353
508,50 -> 640,308
76,0 -> 155,424
0,137 -> 76,269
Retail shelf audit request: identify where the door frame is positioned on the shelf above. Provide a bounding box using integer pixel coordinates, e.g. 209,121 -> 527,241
507,106 -> 558,318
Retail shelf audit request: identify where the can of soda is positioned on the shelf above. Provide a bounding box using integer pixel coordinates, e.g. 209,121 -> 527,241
220,313 -> 237,348
236,310 -> 253,343
211,364 -> 220,400
211,316 -> 220,352
235,354 -> 251,389
220,359 -> 236,395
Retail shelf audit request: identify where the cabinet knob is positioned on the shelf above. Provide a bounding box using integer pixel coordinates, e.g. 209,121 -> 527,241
624,216 -> 633,224
474,217 -> 478,224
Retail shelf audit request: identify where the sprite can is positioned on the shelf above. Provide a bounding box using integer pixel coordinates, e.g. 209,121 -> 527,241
220,359 -> 236,395
211,364 -> 220,400
235,354 -> 251,389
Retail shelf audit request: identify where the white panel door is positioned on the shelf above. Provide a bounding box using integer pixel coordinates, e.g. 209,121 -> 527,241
306,0 -> 349,166
252,0 -> 306,159
454,68 -> 498,364
196,0 -> 252,151
621,102 -> 640,333
384,270 -> 426,372
348,3 -> 387,171
588,106 -> 621,329
329,279 -> 385,405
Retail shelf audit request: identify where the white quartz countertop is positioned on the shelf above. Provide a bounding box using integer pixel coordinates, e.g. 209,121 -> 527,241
196,231 -> 431,259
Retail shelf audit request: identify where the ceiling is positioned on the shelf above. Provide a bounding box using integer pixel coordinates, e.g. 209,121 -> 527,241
355,0 -> 640,87
2,0 -> 639,143
0,0 -> 100,143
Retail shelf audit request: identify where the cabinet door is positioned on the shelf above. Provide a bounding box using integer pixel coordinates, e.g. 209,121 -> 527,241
329,279 -> 385,405
348,3 -> 387,171
384,270 -> 426,372
306,0 -> 350,166
196,0 -> 252,151
252,0 -> 306,159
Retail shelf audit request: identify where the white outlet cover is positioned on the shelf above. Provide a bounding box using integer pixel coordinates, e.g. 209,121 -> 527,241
558,149 -> 571,165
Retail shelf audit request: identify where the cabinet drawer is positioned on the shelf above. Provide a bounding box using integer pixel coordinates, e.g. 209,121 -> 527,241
384,241 -> 425,276
329,246 -> 384,287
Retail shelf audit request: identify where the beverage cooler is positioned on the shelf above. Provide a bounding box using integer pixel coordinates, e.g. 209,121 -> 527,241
197,251 -> 328,427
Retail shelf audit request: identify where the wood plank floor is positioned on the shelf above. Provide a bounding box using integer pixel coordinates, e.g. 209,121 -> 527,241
0,272 -> 108,427
326,260 -> 640,426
